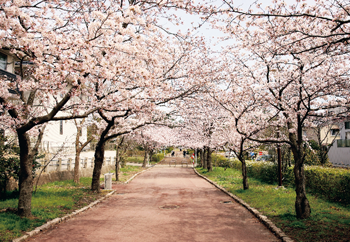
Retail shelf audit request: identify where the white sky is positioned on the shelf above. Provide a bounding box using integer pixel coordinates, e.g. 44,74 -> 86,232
161,0 -> 317,36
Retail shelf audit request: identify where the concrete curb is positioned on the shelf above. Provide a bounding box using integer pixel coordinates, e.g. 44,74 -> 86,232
12,166 -> 153,242
12,190 -> 116,242
125,165 -> 154,184
193,168 -> 294,242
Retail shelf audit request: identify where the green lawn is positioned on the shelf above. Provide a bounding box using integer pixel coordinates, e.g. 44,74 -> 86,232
125,156 -> 158,165
0,165 -> 145,242
196,167 -> 350,242
126,156 -> 144,163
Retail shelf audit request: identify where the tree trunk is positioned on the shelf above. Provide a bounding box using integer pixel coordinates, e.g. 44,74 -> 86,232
207,147 -> 212,172
293,156 -> 311,219
142,148 -> 148,168
148,149 -> 154,165
17,132 -> 34,217
199,149 -> 203,167
288,120 -> 311,219
91,140 -> 105,192
120,157 -> 126,168
115,156 -> 120,181
241,159 -> 249,190
115,148 -> 120,181
203,147 -> 208,170
1,174 -> 8,198
73,150 -> 81,183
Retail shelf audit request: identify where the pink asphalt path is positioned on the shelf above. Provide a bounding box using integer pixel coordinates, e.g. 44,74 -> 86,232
27,166 -> 280,242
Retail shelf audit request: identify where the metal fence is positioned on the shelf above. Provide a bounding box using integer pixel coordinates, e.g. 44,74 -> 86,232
337,139 -> 350,147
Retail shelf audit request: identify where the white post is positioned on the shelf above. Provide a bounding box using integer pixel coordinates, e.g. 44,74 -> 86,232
67,158 -> 71,171
57,158 -> 62,171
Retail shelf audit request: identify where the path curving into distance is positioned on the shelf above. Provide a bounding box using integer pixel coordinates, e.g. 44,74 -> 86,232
27,166 -> 280,242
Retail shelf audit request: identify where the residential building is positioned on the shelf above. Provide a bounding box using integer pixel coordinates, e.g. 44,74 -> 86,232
0,49 -> 87,155
328,121 -> 350,167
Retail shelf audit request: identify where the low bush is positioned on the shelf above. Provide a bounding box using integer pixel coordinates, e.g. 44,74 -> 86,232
304,166 -> 350,204
212,154 -> 230,169
165,147 -> 174,154
228,159 -> 350,205
151,153 -> 164,163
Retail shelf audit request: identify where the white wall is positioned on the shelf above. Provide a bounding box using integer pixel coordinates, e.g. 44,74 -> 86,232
328,141 -> 350,167
328,121 -> 350,167
41,119 -> 87,154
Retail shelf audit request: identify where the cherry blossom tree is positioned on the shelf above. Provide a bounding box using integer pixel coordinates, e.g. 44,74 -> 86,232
114,134 -> 134,181
220,122 -> 259,190
131,127 -> 162,167
172,93 -> 229,171
73,118 -> 93,184
220,0 -> 350,56
211,1 -> 350,217
0,0 -> 215,216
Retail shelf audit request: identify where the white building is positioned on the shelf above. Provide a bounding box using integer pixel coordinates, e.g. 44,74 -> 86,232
328,120 -> 350,167
41,119 -> 88,155
1,49 -> 88,154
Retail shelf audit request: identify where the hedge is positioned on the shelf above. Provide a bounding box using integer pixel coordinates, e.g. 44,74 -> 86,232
151,153 -> 165,163
227,159 -> 350,205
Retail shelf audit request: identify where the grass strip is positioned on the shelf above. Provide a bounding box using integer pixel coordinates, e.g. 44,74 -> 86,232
110,165 -> 146,183
0,165 -> 145,242
125,156 -> 158,165
196,167 -> 350,242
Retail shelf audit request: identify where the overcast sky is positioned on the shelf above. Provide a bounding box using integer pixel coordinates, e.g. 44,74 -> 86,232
159,0 -> 317,50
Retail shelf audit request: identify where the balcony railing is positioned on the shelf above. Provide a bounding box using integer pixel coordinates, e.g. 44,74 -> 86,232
0,68 -> 19,94
0,68 -> 16,80
337,139 -> 350,147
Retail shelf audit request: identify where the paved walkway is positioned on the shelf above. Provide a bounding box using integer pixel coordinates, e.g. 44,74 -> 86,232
27,165 -> 280,242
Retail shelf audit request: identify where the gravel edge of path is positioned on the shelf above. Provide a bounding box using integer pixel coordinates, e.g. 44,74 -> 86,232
12,166 -> 154,242
193,168 -> 294,242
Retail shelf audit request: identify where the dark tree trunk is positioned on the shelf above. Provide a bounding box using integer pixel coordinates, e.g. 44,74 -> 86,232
203,147 -> 208,170
91,140 -> 105,192
289,118 -> 311,219
17,132 -> 34,217
148,149 -> 154,165
293,154 -> 311,219
241,159 -> 249,190
142,148 -> 148,168
318,147 -> 328,165
115,156 -> 119,181
199,149 -> 203,167
207,147 -> 212,172
1,175 -> 8,198
115,149 -> 120,181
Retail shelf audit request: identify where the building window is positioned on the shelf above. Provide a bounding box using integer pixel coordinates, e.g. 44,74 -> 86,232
331,129 -> 340,136
59,120 -> 63,135
0,53 -> 7,70
345,122 -> 350,130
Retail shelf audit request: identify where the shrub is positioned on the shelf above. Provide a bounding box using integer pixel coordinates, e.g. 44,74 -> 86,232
229,159 -> 350,205
0,137 -> 20,195
151,153 -> 164,163
304,166 -> 350,204
165,147 -> 174,154
212,154 -> 229,168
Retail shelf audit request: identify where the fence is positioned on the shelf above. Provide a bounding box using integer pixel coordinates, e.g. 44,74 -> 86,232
38,156 -> 116,173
